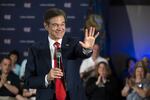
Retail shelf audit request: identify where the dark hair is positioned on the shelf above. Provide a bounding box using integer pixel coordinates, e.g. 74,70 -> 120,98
0,56 -> 11,63
44,8 -> 66,24
8,50 -> 20,60
95,61 -> 111,77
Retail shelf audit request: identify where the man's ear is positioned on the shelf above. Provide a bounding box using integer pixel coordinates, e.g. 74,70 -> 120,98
44,22 -> 48,30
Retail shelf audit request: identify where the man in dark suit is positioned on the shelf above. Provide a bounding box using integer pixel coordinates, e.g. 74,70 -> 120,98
25,8 -> 99,100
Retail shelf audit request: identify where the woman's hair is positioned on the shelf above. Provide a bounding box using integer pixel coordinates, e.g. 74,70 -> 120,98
132,61 -> 147,78
95,61 -> 111,77
9,50 -> 20,59
84,14 -> 102,31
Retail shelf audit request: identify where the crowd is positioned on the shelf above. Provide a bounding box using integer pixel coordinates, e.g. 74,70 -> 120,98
0,48 -> 150,100
0,50 -> 36,100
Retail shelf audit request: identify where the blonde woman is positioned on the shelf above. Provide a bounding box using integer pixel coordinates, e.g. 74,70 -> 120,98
121,61 -> 150,100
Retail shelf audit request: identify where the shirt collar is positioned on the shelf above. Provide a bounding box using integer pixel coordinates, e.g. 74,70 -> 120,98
48,36 -> 62,47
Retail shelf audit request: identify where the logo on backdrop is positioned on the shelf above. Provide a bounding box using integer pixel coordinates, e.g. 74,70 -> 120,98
66,27 -> 71,33
39,3 -> 56,7
64,2 -> 72,8
4,14 -> 11,20
24,3 -> 31,8
23,27 -> 31,33
4,39 -> 11,45
0,3 -> 15,7
0,28 -> 15,31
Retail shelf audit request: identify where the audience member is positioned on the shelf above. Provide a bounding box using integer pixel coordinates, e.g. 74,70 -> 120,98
0,56 -> 20,100
121,61 -> 150,100
20,59 -> 27,80
142,57 -> 150,78
16,58 -> 37,100
8,50 -> 21,76
16,88 -> 36,100
80,44 -> 108,82
85,61 -> 119,100
120,57 -> 137,84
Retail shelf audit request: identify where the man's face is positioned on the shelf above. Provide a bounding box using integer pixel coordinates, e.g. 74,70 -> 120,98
0,58 -> 11,74
45,15 -> 66,41
92,44 -> 100,56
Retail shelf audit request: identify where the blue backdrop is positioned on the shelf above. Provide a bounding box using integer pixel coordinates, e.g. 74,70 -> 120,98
0,0 -> 98,61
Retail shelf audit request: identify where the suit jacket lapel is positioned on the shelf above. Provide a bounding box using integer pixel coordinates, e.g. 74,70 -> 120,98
61,35 -> 69,73
43,40 -> 52,69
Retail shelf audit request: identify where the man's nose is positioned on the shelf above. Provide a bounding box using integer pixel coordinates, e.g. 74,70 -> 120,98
57,25 -> 63,30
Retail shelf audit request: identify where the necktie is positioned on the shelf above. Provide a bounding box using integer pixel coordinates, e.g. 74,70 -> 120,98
53,42 -> 66,100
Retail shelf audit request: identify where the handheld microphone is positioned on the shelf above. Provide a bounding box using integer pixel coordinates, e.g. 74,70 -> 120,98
56,48 -> 61,68
56,48 -> 66,86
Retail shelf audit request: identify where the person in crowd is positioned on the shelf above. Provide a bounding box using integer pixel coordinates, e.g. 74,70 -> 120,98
25,8 -> 99,100
19,59 -> 27,92
84,14 -> 102,32
79,44 -> 107,82
80,11 -> 107,83
121,61 -> 150,100
16,58 -> 37,100
16,88 -> 36,100
20,59 -> 27,80
142,57 -> 150,78
142,57 -> 150,71
85,61 -> 119,100
120,57 -> 137,84
124,57 -> 137,77
0,56 -> 20,100
8,50 -> 21,76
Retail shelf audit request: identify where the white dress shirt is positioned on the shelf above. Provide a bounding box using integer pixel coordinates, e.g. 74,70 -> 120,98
45,36 -> 62,86
48,36 -> 62,68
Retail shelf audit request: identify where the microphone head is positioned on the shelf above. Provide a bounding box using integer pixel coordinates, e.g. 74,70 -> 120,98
56,48 -> 61,68
56,51 -> 61,58
56,49 -> 61,58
